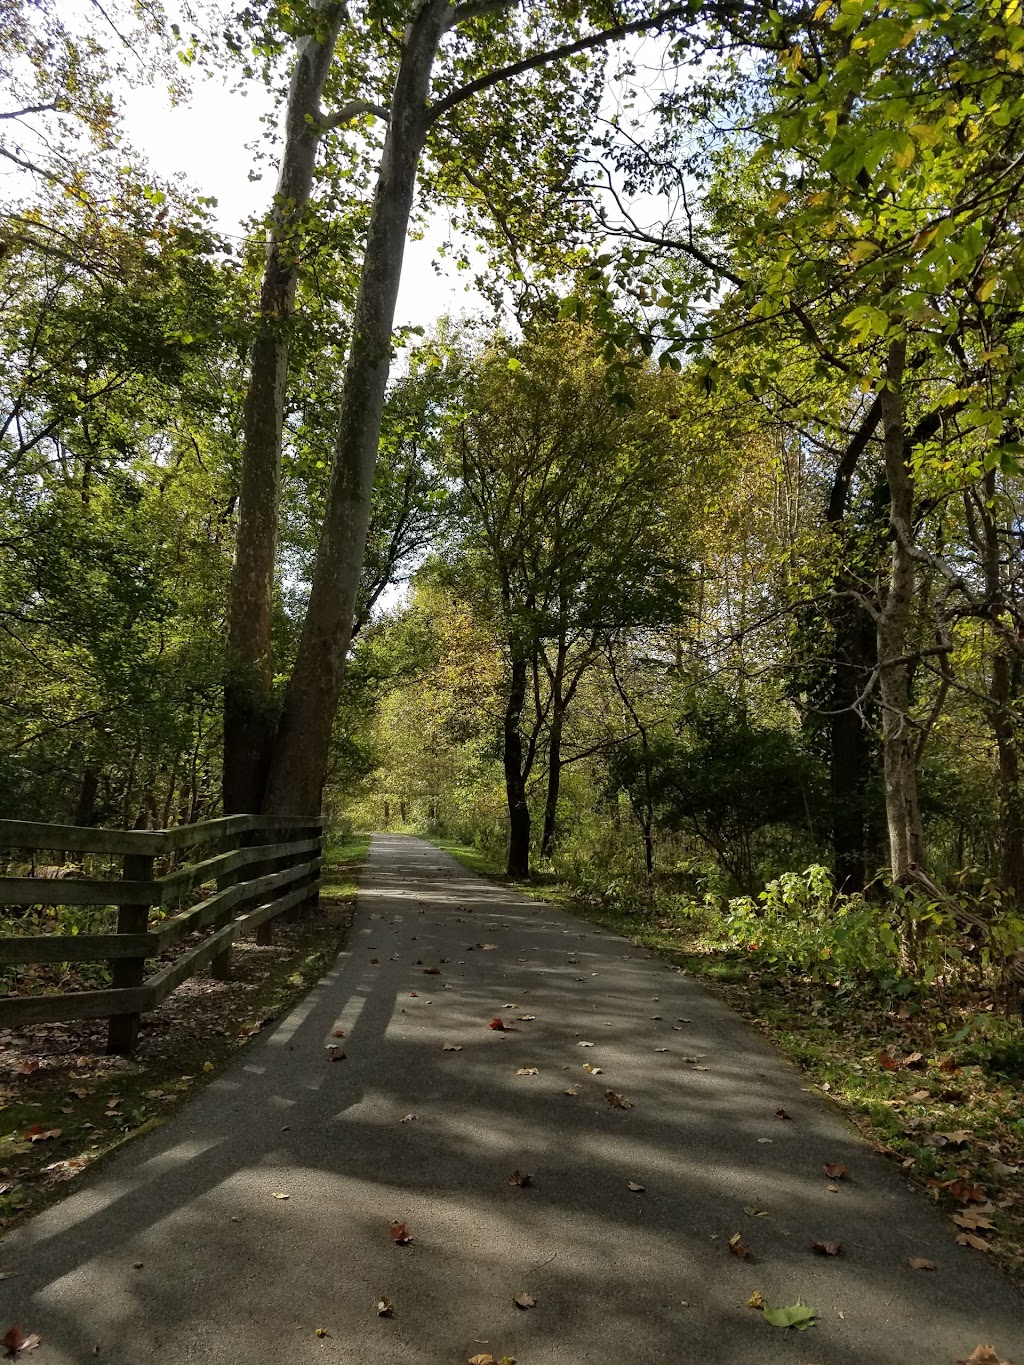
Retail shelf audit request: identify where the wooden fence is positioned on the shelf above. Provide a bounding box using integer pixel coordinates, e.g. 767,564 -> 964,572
0,814 -> 324,1053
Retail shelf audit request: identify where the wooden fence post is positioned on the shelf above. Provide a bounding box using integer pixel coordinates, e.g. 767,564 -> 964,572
107,852 -> 155,1055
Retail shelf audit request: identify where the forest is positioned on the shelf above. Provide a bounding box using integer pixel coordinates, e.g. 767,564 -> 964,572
3,0 -> 1024,1278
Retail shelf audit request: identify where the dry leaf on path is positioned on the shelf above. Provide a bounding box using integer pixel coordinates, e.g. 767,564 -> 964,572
577,1041 -> 594,1047
605,1090 -> 633,1109
811,1240 -> 842,1256
508,1170 -> 532,1187
627,1181 -> 645,1193
376,1297 -> 393,1317
442,1044 -> 463,1052
423,967 -> 441,975
490,1018 -> 515,1032
746,1290 -> 765,1309
516,1067 -> 539,1076
823,1162 -> 848,1180
512,1292 -> 536,1310
400,1113 -> 417,1123
961,1349 -> 1012,1365
1,1326 -> 40,1356
271,1192 -> 289,1200
563,1086 -> 581,1096
314,1327 -> 331,1338
389,1221 -> 413,1245
908,1257 -> 937,1270
583,1063 -> 602,1074
729,1233 -> 751,1259
956,1233 -> 991,1251
775,1108 -> 793,1120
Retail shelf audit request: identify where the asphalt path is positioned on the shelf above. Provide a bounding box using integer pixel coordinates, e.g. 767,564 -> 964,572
0,833 -> 1020,1364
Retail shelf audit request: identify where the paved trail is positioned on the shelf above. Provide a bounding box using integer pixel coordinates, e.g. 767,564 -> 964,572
1,835 -> 1020,1364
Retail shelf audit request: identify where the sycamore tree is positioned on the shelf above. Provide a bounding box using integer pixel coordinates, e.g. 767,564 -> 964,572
222,0 -> 714,817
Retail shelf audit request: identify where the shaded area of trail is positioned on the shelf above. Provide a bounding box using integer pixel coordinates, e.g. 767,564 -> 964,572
0,834 -> 1019,1364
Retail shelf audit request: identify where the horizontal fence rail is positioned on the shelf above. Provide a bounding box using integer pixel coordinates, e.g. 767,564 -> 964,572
0,814 -> 324,1052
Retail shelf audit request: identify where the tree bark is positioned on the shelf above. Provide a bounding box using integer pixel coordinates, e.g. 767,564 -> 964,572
263,0 -> 450,816
540,707 -> 563,858
976,470 -> 1024,897
504,651 -> 532,878
876,338 -> 925,881
223,1 -> 345,814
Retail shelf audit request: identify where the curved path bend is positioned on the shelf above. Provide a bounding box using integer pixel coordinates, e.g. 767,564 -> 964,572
0,835 -> 1020,1364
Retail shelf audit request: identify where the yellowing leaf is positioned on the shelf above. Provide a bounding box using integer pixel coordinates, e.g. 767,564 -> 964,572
976,277 -> 998,302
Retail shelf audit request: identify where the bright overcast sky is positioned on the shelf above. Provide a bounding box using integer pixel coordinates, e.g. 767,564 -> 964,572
119,68 -> 483,332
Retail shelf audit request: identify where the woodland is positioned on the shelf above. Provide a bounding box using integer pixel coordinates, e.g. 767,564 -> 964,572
3,0 -> 1024,1243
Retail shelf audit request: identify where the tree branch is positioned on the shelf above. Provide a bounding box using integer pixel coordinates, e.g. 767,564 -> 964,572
322,98 -> 389,130
427,3 -> 690,124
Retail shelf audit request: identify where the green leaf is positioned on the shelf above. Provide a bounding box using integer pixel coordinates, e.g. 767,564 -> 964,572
763,1301 -> 816,1330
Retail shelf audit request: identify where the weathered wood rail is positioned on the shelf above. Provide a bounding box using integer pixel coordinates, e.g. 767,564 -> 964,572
0,814 -> 324,1053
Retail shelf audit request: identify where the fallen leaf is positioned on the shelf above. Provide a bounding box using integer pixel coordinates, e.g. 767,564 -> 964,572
775,1108 -> 793,1120
489,1018 -> 513,1031
376,1297 -> 393,1317
654,1047 -> 669,1053
202,1061 -> 214,1073
563,1086 -> 581,1096
946,1178 -> 985,1204
389,1221 -> 413,1245
468,1356 -> 496,1365
481,944 -> 498,950
516,1067 -> 539,1076
330,1051 -> 347,1062
823,1163 -> 848,1180
956,1232 -> 991,1251
826,1183 -> 839,1194
508,1170 -> 532,1187
908,1256 -> 936,1270
314,1327 -> 331,1338
910,1088 -> 930,1101
953,1210 -> 995,1231
400,1113 -> 417,1123
938,1131 -> 971,1148
757,1137 -> 774,1144
13,1062 -> 39,1077
423,967 -> 441,975
271,1192 -> 289,1200
904,1051 -> 926,1069
744,1205 -> 768,1217
877,1050 -> 901,1070
577,1041 -> 594,1048
747,1290 -> 765,1309
627,1181 -> 645,1193
1,1326 -> 40,1356
512,1292 -> 536,1310
582,1063 -> 602,1074
962,1349 -> 1012,1365
605,1090 -> 634,1109
729,1233 -> 751,1259
762,1300 -> 815,1330
442,1043 -> 463,1052
810,1240 -> 842,1256
518,1015 -> 536,1021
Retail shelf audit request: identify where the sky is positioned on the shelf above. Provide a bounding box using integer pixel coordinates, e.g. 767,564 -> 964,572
119,68 -> 485,334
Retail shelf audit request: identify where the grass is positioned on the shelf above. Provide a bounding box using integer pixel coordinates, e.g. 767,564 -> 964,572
428,834 -> 1024,1287
0,835 -> 370,1230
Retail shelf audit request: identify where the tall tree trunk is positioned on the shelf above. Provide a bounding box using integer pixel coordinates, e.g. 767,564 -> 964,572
977,470 -> 1024,897
877,339 -> 925,881
504,652 -> 532,879
540,707 -> 563,858
830,602 -> 874,891
223,1 -> 345,814
263,1 -> 450,816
